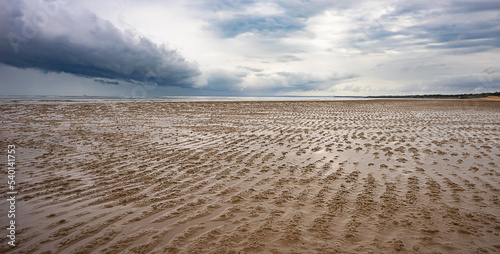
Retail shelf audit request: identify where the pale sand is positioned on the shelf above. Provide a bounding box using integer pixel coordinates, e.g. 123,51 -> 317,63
479,96 -> 500,100
1,99 -> 499,253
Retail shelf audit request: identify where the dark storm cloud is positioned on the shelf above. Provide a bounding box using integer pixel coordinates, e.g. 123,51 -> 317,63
93,79 -> 120,85
0,0 -> 201,87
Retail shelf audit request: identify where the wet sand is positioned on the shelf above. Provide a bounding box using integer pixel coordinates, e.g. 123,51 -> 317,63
1,99 -> 499,253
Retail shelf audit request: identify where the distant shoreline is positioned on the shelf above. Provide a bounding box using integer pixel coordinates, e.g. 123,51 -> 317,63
0,92 -> 498,101
367,91 -> 500,99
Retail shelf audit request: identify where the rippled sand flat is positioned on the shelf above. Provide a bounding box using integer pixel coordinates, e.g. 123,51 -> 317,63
1,99 -> 499,253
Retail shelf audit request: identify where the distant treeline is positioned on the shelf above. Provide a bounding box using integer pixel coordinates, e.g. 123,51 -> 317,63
367,91 -> 500,99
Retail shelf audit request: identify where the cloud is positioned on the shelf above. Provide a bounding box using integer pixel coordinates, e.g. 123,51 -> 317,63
400,71 -> 500,94
276,55 -> 302,62
203,0 -> 341,38
449,0 -> 500,13
237,66 -> 264,72
0,0 -> 201,87
246,71 -> 360,94
410,22 -> 500,52
93,79 -> 120,85
209,14 -> 306,38
318,0 -> 500,60
201,69 -> 247,91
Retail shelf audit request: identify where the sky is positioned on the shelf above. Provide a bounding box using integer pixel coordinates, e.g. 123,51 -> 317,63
0,0 -> 499,97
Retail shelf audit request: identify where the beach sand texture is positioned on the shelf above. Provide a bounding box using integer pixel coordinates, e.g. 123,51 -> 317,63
1,99 -> 499,253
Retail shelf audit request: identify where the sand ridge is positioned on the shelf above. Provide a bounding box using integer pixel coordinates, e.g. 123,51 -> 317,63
0,99 -> 499,253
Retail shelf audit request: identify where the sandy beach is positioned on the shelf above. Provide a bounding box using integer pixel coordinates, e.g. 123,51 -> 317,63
1,99 -> 499,253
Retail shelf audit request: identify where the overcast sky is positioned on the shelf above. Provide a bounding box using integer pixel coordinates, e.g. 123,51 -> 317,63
1,0 -> 499,96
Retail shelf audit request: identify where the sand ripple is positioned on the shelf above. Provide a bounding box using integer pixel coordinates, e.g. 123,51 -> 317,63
1,99 -> 499,253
